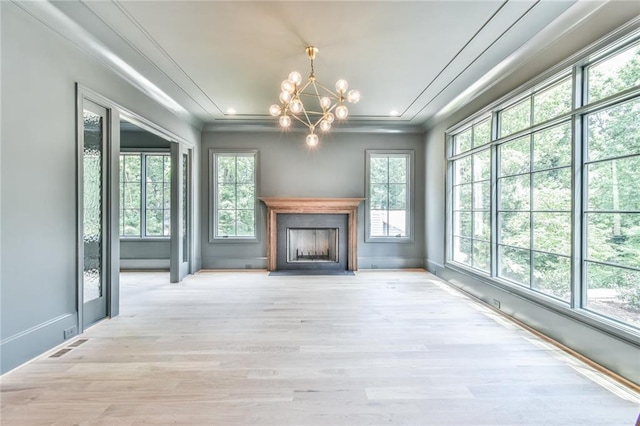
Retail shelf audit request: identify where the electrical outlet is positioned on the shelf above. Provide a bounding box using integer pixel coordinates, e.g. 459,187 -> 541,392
64,326 -> 77,340
371,264 -> 378,269
245,264 -> 251,269
492,299 -> 501,309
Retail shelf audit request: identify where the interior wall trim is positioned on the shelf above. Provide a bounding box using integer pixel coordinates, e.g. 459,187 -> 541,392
0,313 -> 77,374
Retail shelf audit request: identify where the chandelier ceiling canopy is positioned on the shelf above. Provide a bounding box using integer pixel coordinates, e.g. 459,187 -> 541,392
269,46 -> 360,147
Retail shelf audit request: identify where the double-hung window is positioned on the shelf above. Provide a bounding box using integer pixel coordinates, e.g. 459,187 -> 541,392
119,153 -> 171,238
366,150 -> 413,241
210,150 -> 258,241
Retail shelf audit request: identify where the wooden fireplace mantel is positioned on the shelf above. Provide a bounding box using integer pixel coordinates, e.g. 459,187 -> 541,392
259,197 -> 365,271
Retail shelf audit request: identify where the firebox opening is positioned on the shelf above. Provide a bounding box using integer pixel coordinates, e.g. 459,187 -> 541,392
287,228 -> 339,263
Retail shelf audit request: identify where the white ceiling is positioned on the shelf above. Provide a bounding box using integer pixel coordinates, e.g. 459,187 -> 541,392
40,0 -> 591,130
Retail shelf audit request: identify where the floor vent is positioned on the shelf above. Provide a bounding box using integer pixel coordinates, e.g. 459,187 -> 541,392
49,348 -> 72,358
68,339 -> 88,348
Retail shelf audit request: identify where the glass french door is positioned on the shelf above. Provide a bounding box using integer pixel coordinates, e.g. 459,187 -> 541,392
80,100 -> 108,328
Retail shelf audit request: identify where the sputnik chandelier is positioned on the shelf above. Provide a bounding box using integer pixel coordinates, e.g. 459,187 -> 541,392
269,46 -> 360,147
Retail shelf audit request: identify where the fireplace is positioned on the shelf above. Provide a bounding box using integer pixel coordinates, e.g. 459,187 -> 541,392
259,197 -> 365,271
287,228 -> 338,263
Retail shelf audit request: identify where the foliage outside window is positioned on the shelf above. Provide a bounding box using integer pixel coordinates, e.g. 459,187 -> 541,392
366,150 -> 413,241
447,37 -> 640,330
210,150 -> 257,240
119,153 -> 170,238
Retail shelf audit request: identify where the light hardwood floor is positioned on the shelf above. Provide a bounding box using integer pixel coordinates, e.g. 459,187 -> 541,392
1,270 -> 639,425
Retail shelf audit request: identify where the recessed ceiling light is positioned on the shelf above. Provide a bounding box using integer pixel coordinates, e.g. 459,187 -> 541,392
389,110 -> 399,116
226,108 -> 236,115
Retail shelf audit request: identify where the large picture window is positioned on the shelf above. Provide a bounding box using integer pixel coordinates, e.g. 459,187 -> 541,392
210,150 -> 258,241
446,36 -> 640,331
119,153 -> 171,238
366,150 -> 413,241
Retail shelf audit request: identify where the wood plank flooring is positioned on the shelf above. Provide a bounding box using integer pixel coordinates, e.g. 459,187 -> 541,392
1,270 -> 639,425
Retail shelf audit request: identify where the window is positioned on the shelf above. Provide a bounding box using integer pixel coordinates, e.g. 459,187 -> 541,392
497,122 -> 572,301
119,153 -> 171,238
451,122 -> 491,271
366,150 -> 413,241
446,34 -> 640,331
210,150 -> 258,241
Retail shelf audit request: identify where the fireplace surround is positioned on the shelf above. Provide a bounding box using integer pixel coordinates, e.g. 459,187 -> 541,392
259,197 -> 365,271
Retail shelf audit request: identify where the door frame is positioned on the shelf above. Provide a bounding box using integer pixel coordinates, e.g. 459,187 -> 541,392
76,86 -> 120,332
76,84 -> 195,332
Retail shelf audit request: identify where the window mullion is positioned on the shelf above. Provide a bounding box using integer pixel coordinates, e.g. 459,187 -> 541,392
141,154 -> 147,238
491,111 -> 499,277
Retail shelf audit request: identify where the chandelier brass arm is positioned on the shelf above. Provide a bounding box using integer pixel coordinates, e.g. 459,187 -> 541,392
269,46 -> 360,147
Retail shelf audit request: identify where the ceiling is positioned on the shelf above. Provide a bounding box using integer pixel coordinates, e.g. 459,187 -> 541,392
34,1 -> 593,130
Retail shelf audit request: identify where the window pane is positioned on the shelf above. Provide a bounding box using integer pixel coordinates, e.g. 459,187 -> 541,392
533,168 -> 571,211
473,211 -> 490,241
217,156 -> 236,183
236,156 -> 254,183
454,157 -> 472,184
453,236 -> 472,265
587,156 -> 640,211
123,182 -> 140,208
500,136 -> 530,177
586,262 -> 640,328
163,184 -> 171,209
533,253 -> 571,301
499,245 -> 530,286
123,209 -> 141,237
587,98 -> 640,161
454,128 -> 472,154
533,213 -> 571,255
473,149 -> 490,182
500,98 -> 531,137
146,156 -> 165,182
499,175 -> 530,211
533,77 -> 572,124
389,184 -> 406,209
453,184 -> 472,211
370,184 -> 388,209
146,182 -> 163,209
473,241 -> 490,272
217,184 -> 236,210
586,213 -> 640,269
217,210 -> 236,237
123,155 -> 141,182
370,210 -> 387,237
237,210 -> 255,236
473,119 -> 492,148
587,43 -> 640,104
163,209 -> 171,236
370,157 -> 388,183
533,122 -> 572,171
388,157 -> 407,183
499,212 -> 530,249
236,184 -> 255,210
146,209 -> 164,236
453,212 -> 472,237
473,181 -> 490,210
387,210 -> 407,237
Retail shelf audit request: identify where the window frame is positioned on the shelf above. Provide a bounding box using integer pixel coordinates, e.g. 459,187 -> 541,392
365,149 -> 414,243
209,149 -> 260,243
119,151 -> 171,240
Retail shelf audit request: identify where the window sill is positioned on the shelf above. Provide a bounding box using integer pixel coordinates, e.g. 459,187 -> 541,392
209,236 -> 260,244
365,236 -> 414,243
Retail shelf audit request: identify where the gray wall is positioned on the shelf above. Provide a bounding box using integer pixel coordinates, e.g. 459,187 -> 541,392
201,131 -> 425,270
423,4 -> 640,384
119,129 -> 171,270
0,3 -> 200,373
